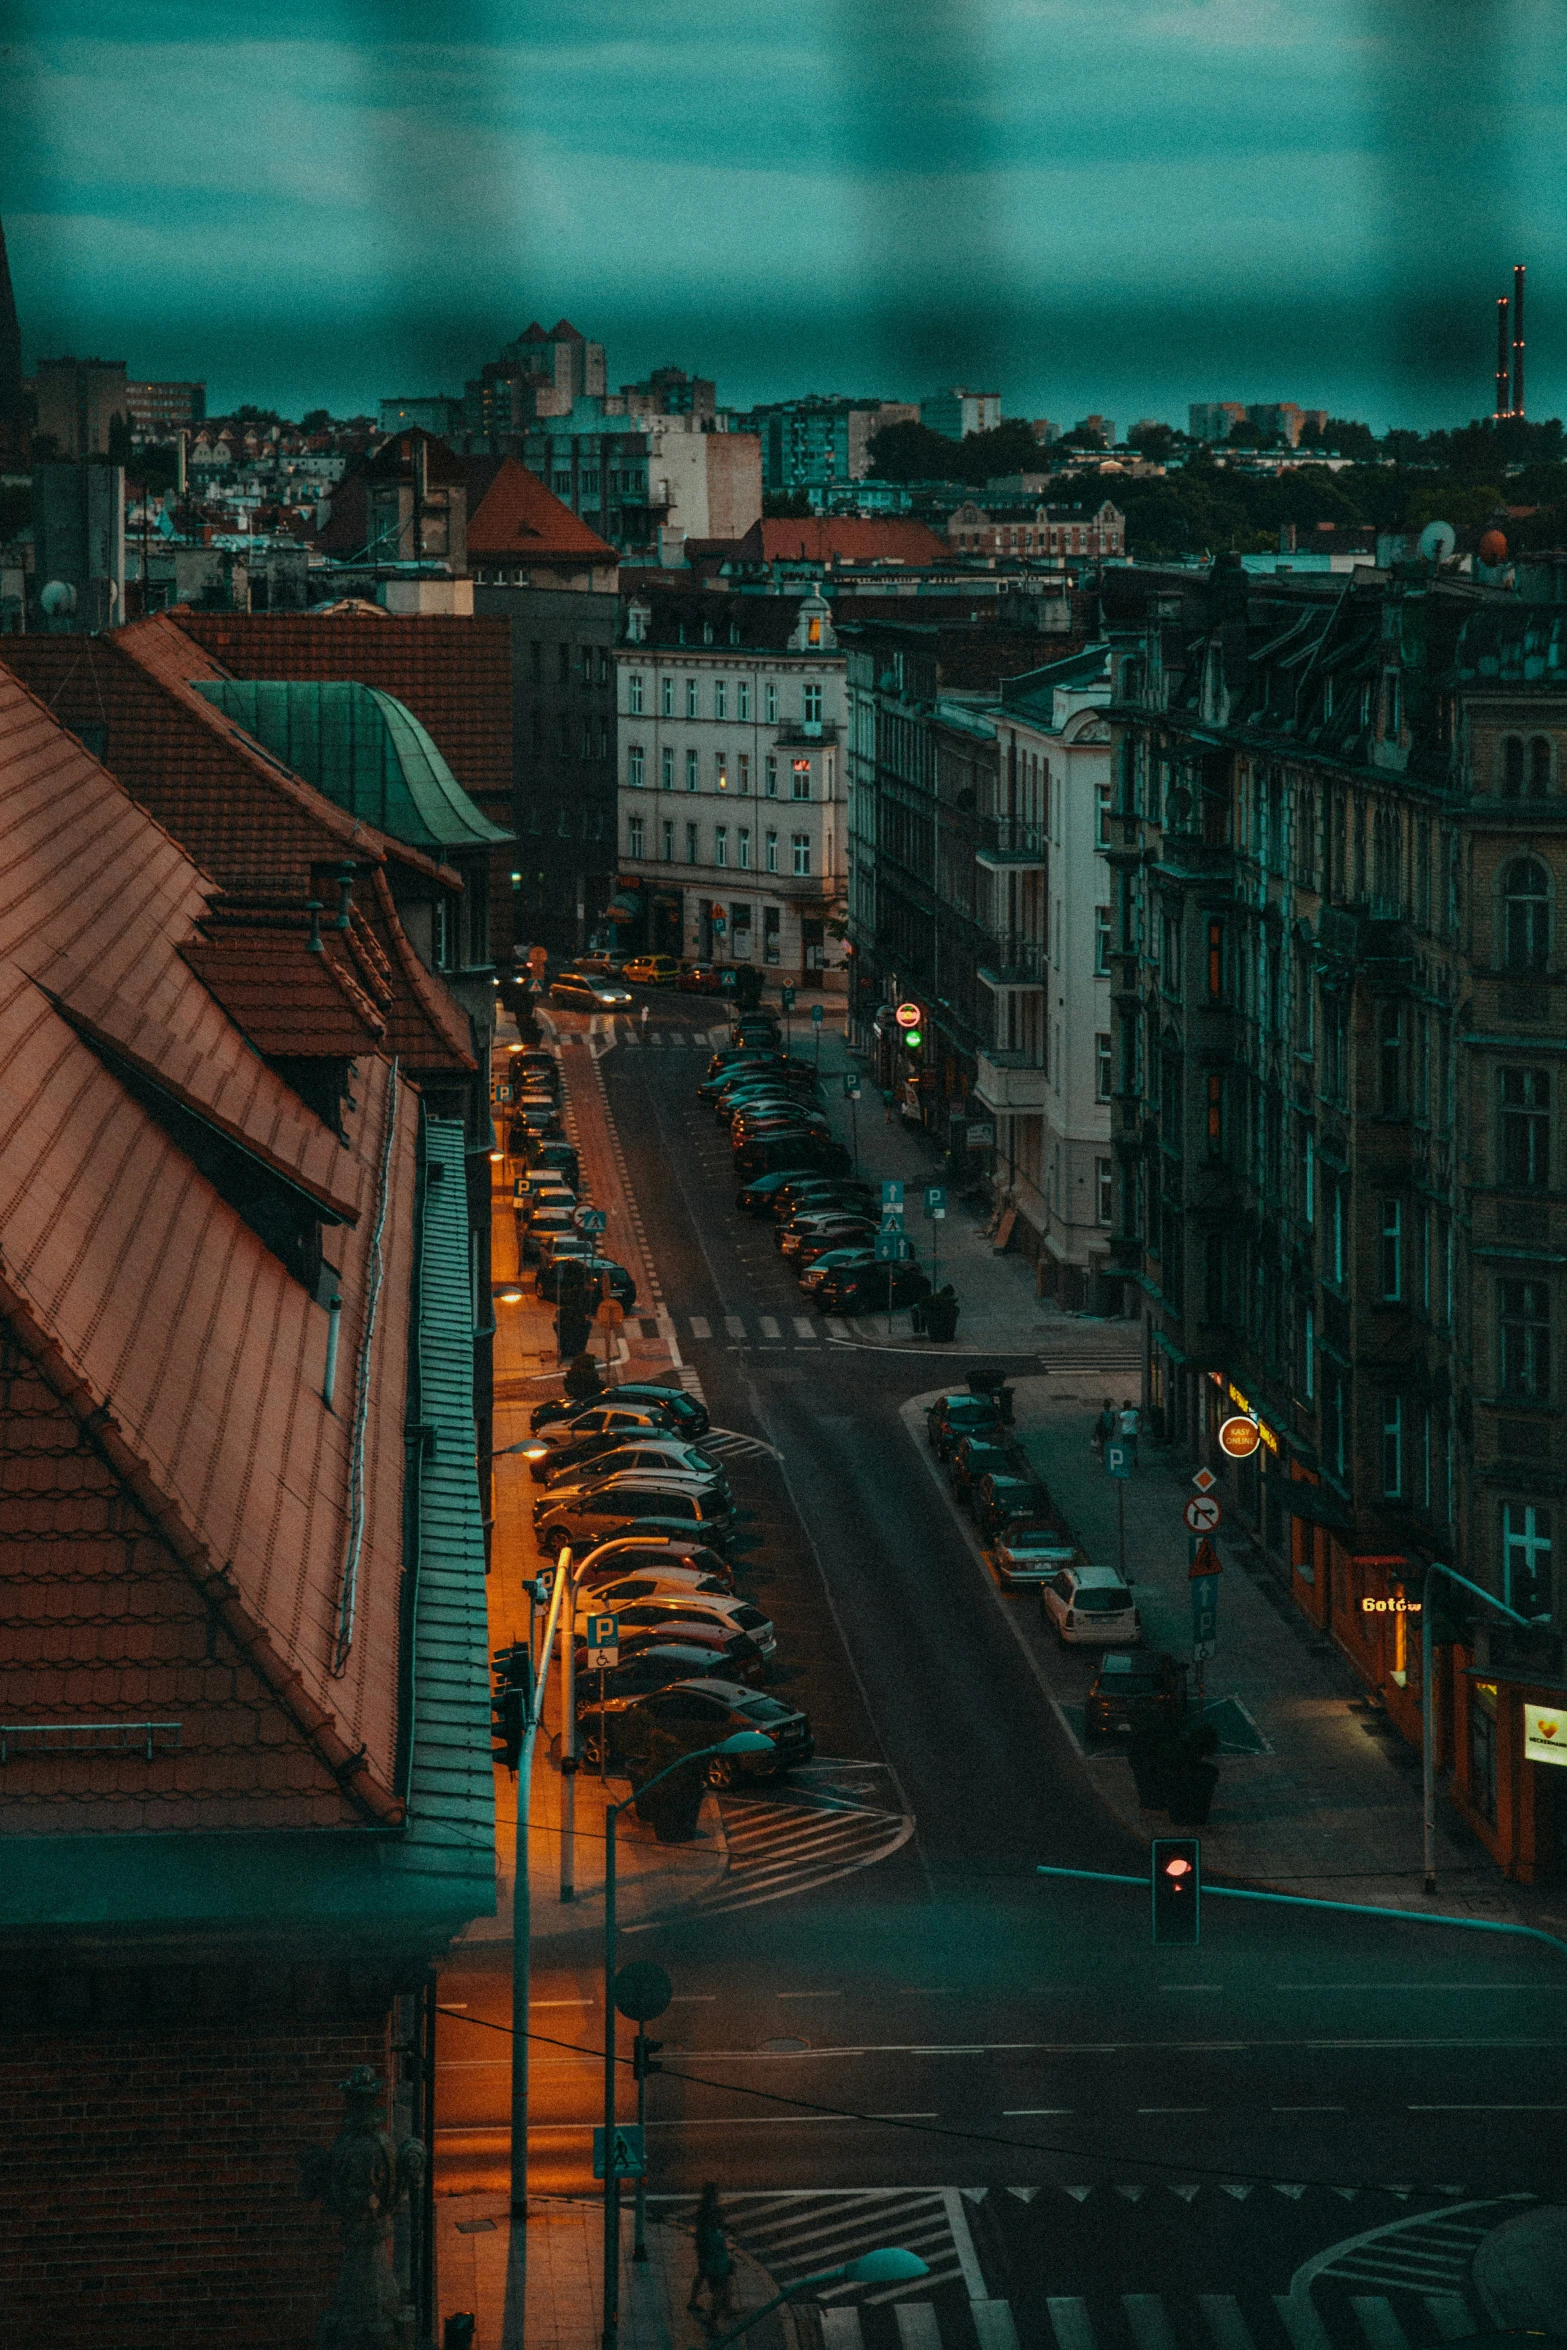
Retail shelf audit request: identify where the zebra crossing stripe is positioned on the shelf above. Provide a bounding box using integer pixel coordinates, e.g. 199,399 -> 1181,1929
1046,2299 -> 1098,2350
821,2315 -> 864,2350
1348,2300 -> 1411,2350
793,1315 -> 817,1338
972,2305 -> 1021,2350
689,1315 -> 711,1338
759,1315 -> 781,1339
1123,2295 -> 1179,2350
1421,2294 -> 1481,2342
826,1316 -> 851,1337
724,1314 -> 747,1338
1197,2297 -> 1261,2350
895,2307 -> 941,2350
1273,2300 -> 1334,2350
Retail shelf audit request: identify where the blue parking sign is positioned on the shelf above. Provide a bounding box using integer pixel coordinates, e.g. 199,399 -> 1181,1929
811,1003 -> 824,1025
1105,1441 -> 1132,1480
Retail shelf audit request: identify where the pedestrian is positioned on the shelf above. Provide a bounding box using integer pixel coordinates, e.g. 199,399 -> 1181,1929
639,1001 -> 651,1040
1092,1397 -> 1115,1456
1118,1396 -> 1141,1463
687,2182 -> 735,2334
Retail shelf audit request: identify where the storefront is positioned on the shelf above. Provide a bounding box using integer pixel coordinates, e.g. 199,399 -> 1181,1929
1450,1660 -> 1567,1884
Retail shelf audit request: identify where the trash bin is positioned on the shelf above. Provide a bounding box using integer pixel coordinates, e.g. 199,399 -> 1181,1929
924,1289 -> 959,1342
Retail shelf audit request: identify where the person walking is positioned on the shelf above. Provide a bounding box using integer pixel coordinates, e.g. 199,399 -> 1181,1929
687,2183 -> 735,2334
1117,1396 -> 1141,1464
1092,1398 -> 1115,1457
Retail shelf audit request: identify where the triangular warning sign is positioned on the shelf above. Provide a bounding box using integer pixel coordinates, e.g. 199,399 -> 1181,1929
1062,2186 -> 1094,2202
1006,2187 -> 1042,2204
1273,2184 -> 1307,2200
961,2188 -> 989,2205
1114,2185 -> 1146,2202
1189,1537 -> 1222,1579
1220,2184 -> 1253,2200
1167,2184 -> 1201,2202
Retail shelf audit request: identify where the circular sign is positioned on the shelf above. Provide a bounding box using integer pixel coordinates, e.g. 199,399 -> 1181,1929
595,1299 -> 626,1327
895,1001 -> 922,1029
1218,1414 -> 1261,1460
614,1961 -> 673,2023
1184,1495 -> 1222,1533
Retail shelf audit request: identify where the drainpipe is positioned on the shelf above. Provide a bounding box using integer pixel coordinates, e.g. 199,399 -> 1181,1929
323,1294 -> 343,1410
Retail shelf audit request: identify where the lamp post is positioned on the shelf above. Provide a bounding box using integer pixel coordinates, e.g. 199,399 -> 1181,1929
600,1732 -> 773,2350
1420,1560 -> 1544,1896
697,2247 -> 930,2350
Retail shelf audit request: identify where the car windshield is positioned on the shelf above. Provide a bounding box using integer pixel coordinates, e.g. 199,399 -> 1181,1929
735,1697 -> 793,1724
1073,1588 -> 1134,1613
1103,1670 -> 1163,1693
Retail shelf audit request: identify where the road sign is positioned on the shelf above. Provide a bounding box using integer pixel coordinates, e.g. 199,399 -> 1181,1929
842,1072 -> 862,1100
781,984 -> 797,1011
1184,1495 -> 1222,1535
1218,1414 -> 1261,1460
1105,1440 -> 1132,1480
592,2124 -> 646,2180
595,1298 -> 625,1327
894,1001 -> 921,1029
874,1231 -> 911,1262
578,1207 -> 607,1234
1192,1467 -> 1218,1493
614,1961 -> 673,2022
585,1615 -> 620,1669
1188,1536 -> 1222,1578
1192,1639 -> 1216,1663
528,945 -> 549,971
924,1185 -> 947,1220
811,1003 -> 824,1025
1191,1575 -> 1218,1649
881,1180 -> 905,1211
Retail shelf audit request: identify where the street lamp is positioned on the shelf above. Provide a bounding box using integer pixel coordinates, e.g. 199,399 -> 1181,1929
1420,1561 -> 1547,1895
697,2247 -> 930,2350
600,1734 -> 774,2350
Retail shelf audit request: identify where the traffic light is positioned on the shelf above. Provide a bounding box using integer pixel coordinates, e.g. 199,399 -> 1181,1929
491,1643 -> 533,1772
903,1026 -> 923,1053
632,2034 -> 663,2081
1151,1837 -> 1200,1944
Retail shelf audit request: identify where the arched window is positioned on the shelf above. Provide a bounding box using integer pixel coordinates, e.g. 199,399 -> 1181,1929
1502,736 -> 1524,797
1503,857 -> 1551,972
1530,736 -> 1553,797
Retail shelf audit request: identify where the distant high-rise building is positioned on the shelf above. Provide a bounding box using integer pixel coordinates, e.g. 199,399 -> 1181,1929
732,395 -> 919,489
1030,418 -> 1060,446
377,394 -> 463,437
125,380 -> 206,438
35,356 -> 129,459
32,460 -> 125,630
0,214 -> 25,468
619,366 -> 717,421
1073,414 -> 1117,449
1188,401 -> 1247,443
920,388 -> 1002,440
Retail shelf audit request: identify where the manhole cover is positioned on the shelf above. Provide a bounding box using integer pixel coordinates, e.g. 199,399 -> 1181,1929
760,2036 -> 810,2053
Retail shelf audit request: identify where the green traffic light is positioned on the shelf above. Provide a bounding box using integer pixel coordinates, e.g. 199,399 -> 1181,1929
904,1028 -> 922,1049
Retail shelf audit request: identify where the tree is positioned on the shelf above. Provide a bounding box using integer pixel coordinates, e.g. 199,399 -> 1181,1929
864,419 -> 964,481
1128,423 -> 1179,462
299,408 -> 331,433
1314,416 -> 1377,462
762,488 -> 812,517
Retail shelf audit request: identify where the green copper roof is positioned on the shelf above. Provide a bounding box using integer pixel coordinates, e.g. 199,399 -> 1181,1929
194,676 -> 512,853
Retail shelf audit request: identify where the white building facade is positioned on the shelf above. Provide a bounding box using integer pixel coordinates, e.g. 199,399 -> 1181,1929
615,587 -> 848,986
979,647 -> 1117,1306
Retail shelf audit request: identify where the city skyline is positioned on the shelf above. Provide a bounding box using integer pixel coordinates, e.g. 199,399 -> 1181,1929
2,0 -> 1563,433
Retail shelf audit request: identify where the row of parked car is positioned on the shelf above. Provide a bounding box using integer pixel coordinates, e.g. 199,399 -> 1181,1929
514,1379 -> 812,1784
506,1049 -> 641,1310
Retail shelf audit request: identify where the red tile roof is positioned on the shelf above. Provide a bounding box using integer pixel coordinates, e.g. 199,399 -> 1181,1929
0,623 -> 475,1074
734,517 -> 952,567
0,666 -> 419,1833
181,901 -> 389,1058
465,456 -> 618,566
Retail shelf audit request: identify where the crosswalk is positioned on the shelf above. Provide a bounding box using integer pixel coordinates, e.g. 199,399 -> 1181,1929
699,1425 -> 785,1463
647,2186 -> 971,2304
706,1761 -> 917,1916
612,1022 -> 718,1050
687,1310 -> 863,1344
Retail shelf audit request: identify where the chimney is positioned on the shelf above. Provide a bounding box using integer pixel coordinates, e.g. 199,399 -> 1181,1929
1513,262 -> 1526,419
1496,295 -> 1512,418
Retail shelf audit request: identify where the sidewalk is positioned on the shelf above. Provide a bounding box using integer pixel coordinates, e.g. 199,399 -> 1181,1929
438,2195 -> 796,2350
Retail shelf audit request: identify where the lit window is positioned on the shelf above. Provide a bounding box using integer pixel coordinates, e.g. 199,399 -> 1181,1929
792,760 -> 812,800
716,753 -> 729,791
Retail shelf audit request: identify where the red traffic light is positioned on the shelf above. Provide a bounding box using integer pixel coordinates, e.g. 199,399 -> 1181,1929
1151,1837 -> 1200,1943
1162,1856 -> 1192,1880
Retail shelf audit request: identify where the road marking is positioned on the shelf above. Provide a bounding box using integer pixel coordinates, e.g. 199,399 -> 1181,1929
1003,2107 -> 1073,2116
1197,2295 -> 1261,2350
1046,2299 -> 1098,2350
895,2310 -> 941,2350
1137,2106 -> 1208,2114
643,2112 -> 938,2128
1409,2101 -> 1567,2110
725,1314 -> 747,1338
689,1315 -> 712,1338
793,1315 -> 818,1338
1421,2295 -> 1482,2342
777,1989 -> 844,1999
973,2306 -> 1021,2350
1350,2299 -> 1411,2350
821,2316 -> 864,2350
825,1316 -> 851,1337
759,1315 -> 781,1339
1272,2105 -> 1347,2113
941,2185 -> 990,2301
1272,2300 -> 1334,2350
1123,2296 -> 1180,2350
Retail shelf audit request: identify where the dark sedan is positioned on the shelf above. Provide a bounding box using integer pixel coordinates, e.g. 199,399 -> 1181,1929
973,1472 -> 1052,1542
735,1134 -> 852,1178
530,1382 -> 709,1438
577,1679 -> 813,1783
949,1434 -> 1022,1507
926,1392 -> 1002,1460
770,1179 -> 875,1222
812,1259 -> 931,1314
679,962 -> 725,995
574,1622 -> 766,1688
778,1214 -> 878,1263
735,1167 -> 826,1214
533,1254 -> 637,1306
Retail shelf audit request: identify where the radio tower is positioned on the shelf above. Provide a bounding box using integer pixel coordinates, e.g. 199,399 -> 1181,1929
1512,263 -> 1526,419
1495,294 -> 1512,418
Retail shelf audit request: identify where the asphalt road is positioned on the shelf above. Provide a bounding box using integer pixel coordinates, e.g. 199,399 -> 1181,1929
440,1000 -> 1567,2346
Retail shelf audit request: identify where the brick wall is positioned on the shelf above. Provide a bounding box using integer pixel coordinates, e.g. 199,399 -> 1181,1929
1,2003 -> 393,2349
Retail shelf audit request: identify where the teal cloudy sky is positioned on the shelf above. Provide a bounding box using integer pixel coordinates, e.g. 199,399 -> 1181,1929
3,0 -> 1564,429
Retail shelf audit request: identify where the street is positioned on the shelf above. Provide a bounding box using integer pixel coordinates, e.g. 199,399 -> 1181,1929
441,998 -> 1567,2350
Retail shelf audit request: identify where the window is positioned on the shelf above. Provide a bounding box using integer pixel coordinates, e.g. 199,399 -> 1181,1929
1095,1033 -> 1112,1102
765,829 -> 778,874
1206,917 -> 1225,999
1095,906 -> 1111,975
737,826 -> 751,870
685,679 -> 699,718
1160,905 -> 1182,996
660,676 -> 675,718
1378,1198 -> 1403,1300
714,825 -> 728,868
1502,736 -> 1525,797
661,818 -> 674,861
626,744 -> 645,789
628,673 -> 645,715
685,822 -> 698,863
714,680 -> 728,720
1504,857 -> 1550,971
1303,1305 -> 1315,1403
1097,1157 -> 1113,1225
1502,1502 -> 1553,1617
685,749 -> 700,792
552,470 -> 572,496
1500,1279 -> 1552,1398
737,681 -> 751,721
1381,1395 -> 1403,1497
1330,1180 -> 1346,1286
804,683 -> 823,724
660,746 -> 674,791
763,905 -> 781,962
1492,1072 -> 1550,1206
1377,1001 -> 1402,1114
1531,736 -> 1553,796
715,753 -> 729,791
792,760 -> 812,800
1206,1072 -> 1224,1158
792,833 -> 811,877
765,755 -> 778,798
1096,784 -> 1111,849
627,812 -> 645,857
737,753 -> 751,795
764,683 -> 778,724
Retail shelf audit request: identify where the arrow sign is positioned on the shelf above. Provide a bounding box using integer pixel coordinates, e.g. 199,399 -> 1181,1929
1188,1536 -> 1222,1579
875,1231 -> 911,1262
881,1180 -> 905,1210
1184,1495 -> 1222,1534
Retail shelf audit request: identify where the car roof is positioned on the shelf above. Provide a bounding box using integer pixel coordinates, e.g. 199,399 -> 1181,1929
661,1678 -> 753,1704
1072,1565 -> 1134,1590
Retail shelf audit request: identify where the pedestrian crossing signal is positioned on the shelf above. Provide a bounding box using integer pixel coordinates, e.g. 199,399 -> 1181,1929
1152,1837 -> 1200,1944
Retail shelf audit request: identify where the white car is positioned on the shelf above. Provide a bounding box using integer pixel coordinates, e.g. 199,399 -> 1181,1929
573,1584 -> 776,1660
540,1440 -> 727,1497
1040,1564 -> 1141,1647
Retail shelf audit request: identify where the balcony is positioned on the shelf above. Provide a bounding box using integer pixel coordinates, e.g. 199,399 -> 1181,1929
975,1048 -> 1048,1112
976,817 -> 1048,871
775,721 -> 841,748
977,936 -> 1046,992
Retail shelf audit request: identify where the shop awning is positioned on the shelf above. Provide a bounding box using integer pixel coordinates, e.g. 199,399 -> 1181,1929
1280,1481 -> 1355,1533
603,891 -> 640,924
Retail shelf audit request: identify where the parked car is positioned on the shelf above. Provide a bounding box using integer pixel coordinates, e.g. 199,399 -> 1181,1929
779,1214 -> 878,1263
623,954 -> 681,987
533,1254 -> 637,1306
735,1167 -> 825,1214
527,1420 -> 684,1483
973,1473 -> 1052,1542
521,1207 -> 580,1263
926,1392 -> 1002,1461
770,1180 -> 875,1222
547,1515 -> 737,1564
530,1383 -> 709,1438
1042,1565 -> 1142,1648
572,1563 -> 740,1617
948,1434 -> 1022,1506
525,1401 -> 689,1458
700,1051 -> 798,1094
989,1520 -> 1079,1590
571,951 -> 629,977
578,1591 -> 776,1659
538,1440 -> 725,1498
576,1622 -> 767,1688
509,1049 -> 560,1089
577,1679 -> 813,1783
517,1177 -> 576,1215
551,971 -> 634,1010
797,1246 -> 879,1293
735,1133 -> 852,1178
813,1259 -> 931,1314
534,1230 -> 594,1273
1085,1650 -> 1185,1740
731,1019 -> 782,1049
522,1138 -> 580,1184
573,1643 -> 747,1713
535,1482 -> 736,1552
679,961 -> 725,995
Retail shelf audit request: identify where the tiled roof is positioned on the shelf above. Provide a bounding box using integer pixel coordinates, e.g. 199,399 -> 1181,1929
734,517 -> 953,566
0,624 -> 475,1075
0,666 -> 420,1839
465,456 -> 619,565
175,610 -> 513,822
182,901 -> 389,1057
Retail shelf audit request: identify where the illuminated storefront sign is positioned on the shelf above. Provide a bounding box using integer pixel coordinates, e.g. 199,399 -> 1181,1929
1218,1415 -> 1261,1459
1524,1704 -> 1567,1767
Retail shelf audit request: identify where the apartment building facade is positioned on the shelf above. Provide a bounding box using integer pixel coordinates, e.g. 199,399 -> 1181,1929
615,587 -> 848,984
1107,558 -> 1567,1883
